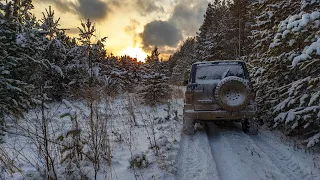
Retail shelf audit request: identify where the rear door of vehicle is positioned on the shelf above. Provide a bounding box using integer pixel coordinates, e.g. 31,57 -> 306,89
189,62 -> 220,110
189,62 -> 246,111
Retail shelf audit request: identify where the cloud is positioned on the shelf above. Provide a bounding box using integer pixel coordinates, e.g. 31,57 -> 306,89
138,0 -> 208,54
125,19 -> 141,47
110,0 -> 121,7
36,0 -> 210,56
169,0 -> 209,36
35,0 -> 116,21
77,0 -> 110,21
135,0 -> 164,16
34,0 -> 76,13
138,0 -> 208,53
139,20 -> 182,52
125,19 -> 140,34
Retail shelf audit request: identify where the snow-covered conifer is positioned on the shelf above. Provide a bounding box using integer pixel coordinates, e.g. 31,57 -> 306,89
139,46 -> 171,105
250,0 -> 320,147
171,37 -> 196,84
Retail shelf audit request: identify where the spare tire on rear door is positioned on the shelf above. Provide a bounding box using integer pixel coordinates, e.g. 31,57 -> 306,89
215,76 -> 249,111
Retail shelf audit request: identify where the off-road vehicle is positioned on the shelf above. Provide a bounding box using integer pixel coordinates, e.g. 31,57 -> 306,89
183,60 -> 257,135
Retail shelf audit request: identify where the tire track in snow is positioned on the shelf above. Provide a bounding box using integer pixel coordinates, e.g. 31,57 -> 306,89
175,130 -> 220,180
176,123 -> 315,180
207,123 -> 313,180
206,123 -> 282,180
251,135 -> 313,180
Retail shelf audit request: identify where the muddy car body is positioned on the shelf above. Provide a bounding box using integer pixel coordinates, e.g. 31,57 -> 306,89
183,60 -> 257,134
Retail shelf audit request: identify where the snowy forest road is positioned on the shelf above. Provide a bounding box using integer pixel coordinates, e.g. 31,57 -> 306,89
175,123 -> 316,180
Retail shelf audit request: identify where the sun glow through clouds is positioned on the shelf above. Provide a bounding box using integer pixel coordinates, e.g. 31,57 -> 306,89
120,47 -> 147,62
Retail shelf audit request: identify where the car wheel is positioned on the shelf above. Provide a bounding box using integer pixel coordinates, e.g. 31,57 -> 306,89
242,119 -> 258,135
182,115 -> 195,135
195,122 -> 207,131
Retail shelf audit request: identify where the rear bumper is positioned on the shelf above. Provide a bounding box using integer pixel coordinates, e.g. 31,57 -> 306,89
184,104 -> 256,121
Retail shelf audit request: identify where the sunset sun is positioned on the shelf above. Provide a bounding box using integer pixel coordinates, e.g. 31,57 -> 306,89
120,47 -> 147,62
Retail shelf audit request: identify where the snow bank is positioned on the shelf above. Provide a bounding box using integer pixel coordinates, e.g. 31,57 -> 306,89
1,95 -> 184,179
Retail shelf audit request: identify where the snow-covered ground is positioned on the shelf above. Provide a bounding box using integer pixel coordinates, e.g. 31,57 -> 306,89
176,123 -> 320,180
1,90 -> 319,180
1,92 -> 184,180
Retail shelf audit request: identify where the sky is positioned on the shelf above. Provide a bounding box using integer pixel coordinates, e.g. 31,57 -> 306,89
32,0 -> 210,61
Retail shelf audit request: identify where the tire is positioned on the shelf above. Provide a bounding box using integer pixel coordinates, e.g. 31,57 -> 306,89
215,76 -> 250,111
182,115 -> 195,135
195,122 -> 207,131
242,119 -> 258,135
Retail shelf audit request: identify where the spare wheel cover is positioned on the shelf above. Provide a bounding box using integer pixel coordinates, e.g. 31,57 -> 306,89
215,76 -> 249,111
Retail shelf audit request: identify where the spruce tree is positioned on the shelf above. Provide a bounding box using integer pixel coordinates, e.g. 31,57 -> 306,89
139,46 -> 171,105
0,0 -> 44,122
250,0 -> 320,147
195,1 -> 234,61
195,2 -> 215,61
171,37 -> 196,84
228,0 -> 253,58
40,6 -> 68,100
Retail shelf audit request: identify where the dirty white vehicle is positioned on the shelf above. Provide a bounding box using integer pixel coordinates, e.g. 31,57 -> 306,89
183,60 -> 258,135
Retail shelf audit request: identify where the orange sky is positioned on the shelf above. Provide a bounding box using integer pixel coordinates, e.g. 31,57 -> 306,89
31,0 -> 209,61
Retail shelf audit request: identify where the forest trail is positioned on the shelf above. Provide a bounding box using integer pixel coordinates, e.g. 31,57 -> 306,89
176,123 -> 318,180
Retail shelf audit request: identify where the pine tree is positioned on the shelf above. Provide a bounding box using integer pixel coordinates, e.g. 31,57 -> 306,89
139,72 -> 171,106
0,0 -> 44,122
40,6 -> 68,100
195,2 -> 215,61
171,37 -> 196,84
228,0 -> 253,58
65,45 -> 89,96
250,0 -> 320,147
139,46 -> 171,105
65,19 -> 94,95
64,19 -> 113,96
146,46 -> 160,64
195,1 -> 234,61
102,56 -> 125,94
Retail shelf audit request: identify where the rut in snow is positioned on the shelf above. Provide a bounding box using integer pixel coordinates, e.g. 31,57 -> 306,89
175,130 -> 220,180
251,135 -> 313,180
176,123 -> 316,180
207,123 -> 314,180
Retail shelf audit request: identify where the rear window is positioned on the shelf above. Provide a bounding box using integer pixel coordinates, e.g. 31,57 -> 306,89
195,63 -> 245,83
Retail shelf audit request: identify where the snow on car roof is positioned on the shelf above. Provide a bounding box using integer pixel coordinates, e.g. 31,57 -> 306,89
193,60 -> 244,66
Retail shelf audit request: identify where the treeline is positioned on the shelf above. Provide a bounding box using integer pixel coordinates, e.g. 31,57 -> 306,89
0,1 -> 171,140
170,0 -> 252,84
170,0 -> 320,147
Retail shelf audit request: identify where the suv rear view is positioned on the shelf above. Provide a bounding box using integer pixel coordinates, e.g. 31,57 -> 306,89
183,60 -> 257,135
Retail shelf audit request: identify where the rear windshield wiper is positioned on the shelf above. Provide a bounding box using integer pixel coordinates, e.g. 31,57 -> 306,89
222,68 -> 230,79
198,75 -> 207,80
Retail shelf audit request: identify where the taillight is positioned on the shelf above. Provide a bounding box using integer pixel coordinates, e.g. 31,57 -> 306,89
185,91 -> 193,104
